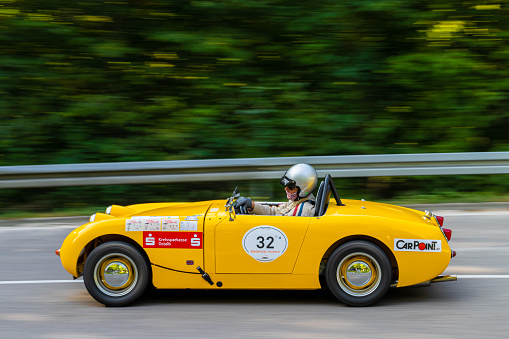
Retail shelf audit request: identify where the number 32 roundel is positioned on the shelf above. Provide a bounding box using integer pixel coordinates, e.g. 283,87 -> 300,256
242,226 -> 288,262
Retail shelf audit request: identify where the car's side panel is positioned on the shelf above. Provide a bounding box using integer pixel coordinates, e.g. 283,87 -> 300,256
142,222 -> 205,274
212,273 -> 319,289
124,201 -> 214,273
152,265 -> 320,289
153,203 -> 321,289
214,214 -> 312,274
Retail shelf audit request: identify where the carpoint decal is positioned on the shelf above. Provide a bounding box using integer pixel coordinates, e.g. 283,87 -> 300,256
143,231 -> 202,249
242,226 -> 288,262
394,239 -> 441,252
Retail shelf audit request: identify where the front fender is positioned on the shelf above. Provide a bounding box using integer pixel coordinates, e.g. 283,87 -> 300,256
59,219 -> 141,277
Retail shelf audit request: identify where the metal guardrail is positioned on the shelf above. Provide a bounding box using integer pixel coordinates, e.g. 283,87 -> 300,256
1,152 -> 509,188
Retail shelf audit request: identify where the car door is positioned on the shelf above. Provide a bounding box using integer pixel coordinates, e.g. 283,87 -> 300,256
214,214 -> 312,274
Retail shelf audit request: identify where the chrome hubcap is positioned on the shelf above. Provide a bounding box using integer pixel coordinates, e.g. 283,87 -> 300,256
103,261 -> 130,288
94,253 -> 138,297
345,260 -> 373,287
336,252 -> 381,297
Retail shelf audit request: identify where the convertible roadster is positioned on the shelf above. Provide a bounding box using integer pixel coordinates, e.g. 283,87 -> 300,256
57,175 -> 456,307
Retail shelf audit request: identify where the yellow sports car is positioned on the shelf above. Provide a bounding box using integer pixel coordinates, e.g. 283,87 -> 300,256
57,175 -> 456,307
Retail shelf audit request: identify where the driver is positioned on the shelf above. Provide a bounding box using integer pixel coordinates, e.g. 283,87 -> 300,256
236,163 -> 317,217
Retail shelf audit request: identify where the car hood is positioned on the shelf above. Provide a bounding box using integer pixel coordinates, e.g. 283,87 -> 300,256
119,200 -> 216,219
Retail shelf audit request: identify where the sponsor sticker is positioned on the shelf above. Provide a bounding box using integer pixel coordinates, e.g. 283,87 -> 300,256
126,216 -> 181,232
132,216 -> 176,219
394,239 -> 442,252
242,226 -> 288,262
209,208 -> 219,213
162,218 -> 180,231
142,218 -> 161,231
180,220 -> 198,231
125,219 -> 142,231
143,231 -> 203,249
185,215 -> 199,221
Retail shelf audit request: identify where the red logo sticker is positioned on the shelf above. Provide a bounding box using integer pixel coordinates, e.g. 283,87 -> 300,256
143,231 -> 202,249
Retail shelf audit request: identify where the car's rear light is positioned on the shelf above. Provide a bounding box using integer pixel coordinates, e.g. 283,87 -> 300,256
451,250 -> 457,258
435,215 -> 444,227
442,228 -> 452,241
55,249 -> 60,257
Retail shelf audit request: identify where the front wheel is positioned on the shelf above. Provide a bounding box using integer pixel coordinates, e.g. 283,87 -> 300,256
83,241 -> 149,307
325,241 -> 391,307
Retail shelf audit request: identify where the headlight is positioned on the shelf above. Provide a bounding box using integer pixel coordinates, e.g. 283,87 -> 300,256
89,213 -> 96,222
105,205 -> 112,215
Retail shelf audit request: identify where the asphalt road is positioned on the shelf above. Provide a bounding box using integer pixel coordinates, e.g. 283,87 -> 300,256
1,209 -> 509,338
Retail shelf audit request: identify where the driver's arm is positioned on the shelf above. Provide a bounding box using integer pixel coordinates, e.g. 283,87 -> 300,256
251,202 -> 282,216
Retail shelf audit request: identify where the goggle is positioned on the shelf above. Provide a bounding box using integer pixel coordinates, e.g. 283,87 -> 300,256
280,175 -> 297,190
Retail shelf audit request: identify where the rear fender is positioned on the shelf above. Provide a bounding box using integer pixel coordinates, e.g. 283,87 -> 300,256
321,234 -> 399,282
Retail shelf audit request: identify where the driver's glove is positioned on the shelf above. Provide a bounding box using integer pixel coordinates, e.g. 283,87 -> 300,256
235,196 -> 253,209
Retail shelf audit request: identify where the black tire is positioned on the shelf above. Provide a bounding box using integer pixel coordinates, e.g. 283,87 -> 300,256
325,241 -> 391,307
83,241 -> 150,307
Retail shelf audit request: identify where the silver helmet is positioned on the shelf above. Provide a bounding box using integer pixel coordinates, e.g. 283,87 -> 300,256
280,163 -> 317,198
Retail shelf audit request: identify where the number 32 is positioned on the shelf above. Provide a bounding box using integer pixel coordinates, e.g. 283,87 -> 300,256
256,236 -> 274,249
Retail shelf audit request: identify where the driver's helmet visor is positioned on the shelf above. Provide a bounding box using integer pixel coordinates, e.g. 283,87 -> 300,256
280,175 -> 297,190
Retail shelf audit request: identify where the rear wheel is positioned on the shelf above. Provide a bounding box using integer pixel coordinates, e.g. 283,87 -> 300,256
83,241 -> 149,307
325,241 -> 391,306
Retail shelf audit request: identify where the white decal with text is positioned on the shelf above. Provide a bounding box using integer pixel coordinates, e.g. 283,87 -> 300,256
142,218 -> 161,231
242,226 -> 288,262
125,219 -> 142,231
394,239 -> 442,252
162,218 -> 180,231
126,216 -> 181,231
180,220 -> 198,231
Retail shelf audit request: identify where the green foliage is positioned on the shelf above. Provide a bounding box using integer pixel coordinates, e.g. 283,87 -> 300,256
1,0 -> 509,213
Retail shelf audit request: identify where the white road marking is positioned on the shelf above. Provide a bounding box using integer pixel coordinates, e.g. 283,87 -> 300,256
457,275 -> 509,279
453,247 -> 509,251
0,280 -> 82,285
